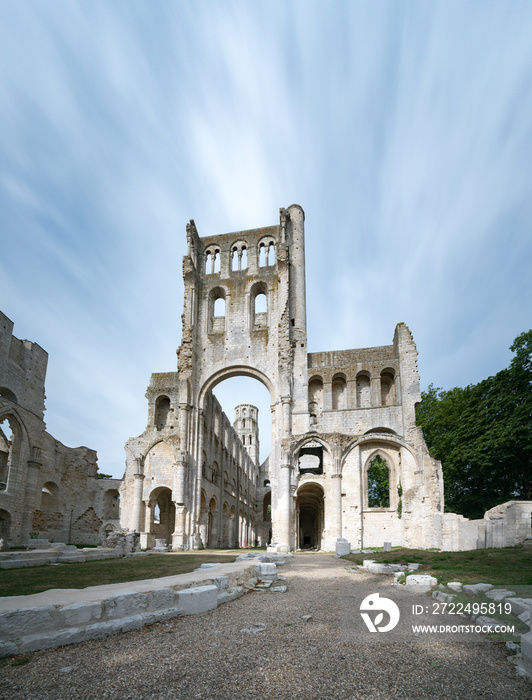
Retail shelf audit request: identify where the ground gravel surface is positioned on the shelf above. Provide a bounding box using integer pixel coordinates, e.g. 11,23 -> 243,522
1,553 -> 530,699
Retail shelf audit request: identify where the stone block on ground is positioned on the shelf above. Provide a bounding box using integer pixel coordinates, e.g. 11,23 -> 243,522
405,575 -> 438,592
463,583 -> 494,595
255,562 -> 277,581
521,631 -> 532,676
506,598 -> 532,616
485,588 -> 516,602
335,538 -> 351,556
447,582 -> 463,591
178,585 -> 218,615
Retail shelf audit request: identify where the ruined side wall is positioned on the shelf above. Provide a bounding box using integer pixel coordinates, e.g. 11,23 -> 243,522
0,311 -> 119,547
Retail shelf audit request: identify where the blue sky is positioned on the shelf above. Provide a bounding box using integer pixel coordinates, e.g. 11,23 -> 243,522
1,1 -> 531,477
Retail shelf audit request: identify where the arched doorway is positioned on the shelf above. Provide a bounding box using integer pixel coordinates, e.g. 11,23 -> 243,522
149,487 -> 175,545
296,483 -> 324,550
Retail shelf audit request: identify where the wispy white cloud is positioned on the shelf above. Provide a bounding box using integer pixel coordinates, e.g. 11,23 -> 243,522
1,1 -> 532,475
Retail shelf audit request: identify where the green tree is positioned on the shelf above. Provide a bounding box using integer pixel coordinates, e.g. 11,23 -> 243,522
416,330 -> 532,519
367,456 -> 390,508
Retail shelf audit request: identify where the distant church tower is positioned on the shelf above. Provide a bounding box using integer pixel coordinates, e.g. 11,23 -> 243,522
234,404 -> 260,466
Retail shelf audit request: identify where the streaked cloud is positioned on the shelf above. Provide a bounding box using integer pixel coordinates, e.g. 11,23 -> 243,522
1,1 -> 531,476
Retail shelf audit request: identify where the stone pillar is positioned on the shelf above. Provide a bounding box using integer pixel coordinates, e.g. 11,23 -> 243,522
278,460 -> 293,552
331,473 -> 343,542
370,376 -> 380,407
193,409 -> 205,549
172,505 -> 187,550
131,473 -> 145,532
229,513 -> 235,548
173,454 -> 187,505
21,460 -> 41,543
199,506 -> 208,549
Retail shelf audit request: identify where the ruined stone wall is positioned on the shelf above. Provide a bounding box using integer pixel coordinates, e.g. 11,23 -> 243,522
0,311 -> 120,547
121,373 -> 258,550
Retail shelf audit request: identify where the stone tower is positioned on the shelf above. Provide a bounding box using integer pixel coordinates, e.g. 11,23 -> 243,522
234,405 -> 259,466
121,204 -> 445,552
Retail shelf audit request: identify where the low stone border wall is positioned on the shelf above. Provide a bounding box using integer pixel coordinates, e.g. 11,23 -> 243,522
0,545 -> 139,569
0,560 -> 277,657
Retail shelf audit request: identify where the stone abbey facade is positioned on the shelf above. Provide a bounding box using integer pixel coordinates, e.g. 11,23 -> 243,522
119,205 -> 448,551
3,205 -> 529,552
0,311 -> 121,548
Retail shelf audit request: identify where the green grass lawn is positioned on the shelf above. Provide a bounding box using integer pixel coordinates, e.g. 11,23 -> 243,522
342,545 -> 532,586
0,552 -> 239,597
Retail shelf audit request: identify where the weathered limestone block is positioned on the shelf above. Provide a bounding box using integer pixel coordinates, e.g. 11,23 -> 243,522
447,581 -> 463,591
104,592 -> 149,619
0,605 -> 57,638
432,591 -> 456,603
485,588 -> 515,602
178,585 -> 218,614
60,601 -> 102,627
522,631 -> 532,676
335,538 -> 351,556
148,588 -> 176,610
506,598 -> 532,616
211,575 -> 229,590
405,575 -> 438,592
463,583 -> 494,595
255,563 -> 277,581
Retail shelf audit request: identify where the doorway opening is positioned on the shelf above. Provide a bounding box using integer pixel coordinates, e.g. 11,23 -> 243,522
296,483 -> 324,550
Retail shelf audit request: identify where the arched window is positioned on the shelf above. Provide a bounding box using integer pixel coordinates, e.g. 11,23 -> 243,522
308,377 -> 323,423
367,456 -> 390,508
381,370 -> 396,406
155,395 -> 171,430
205,247 -> 221,274
332,375 -> 347,410
209,287 -> 226,333
251,283 -> 268,328
356,372 -> 371,408
231,242 -> 248,271
258,238 -> 275,266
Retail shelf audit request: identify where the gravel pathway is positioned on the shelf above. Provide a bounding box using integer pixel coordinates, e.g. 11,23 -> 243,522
1,553 -> 530,699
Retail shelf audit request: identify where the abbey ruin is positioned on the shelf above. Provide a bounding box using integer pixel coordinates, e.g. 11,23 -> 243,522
1,205 -> 530,553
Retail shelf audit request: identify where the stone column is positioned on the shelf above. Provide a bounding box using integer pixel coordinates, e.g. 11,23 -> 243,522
330,473 -> 343,543
193,410 -> 205,549
370,376 -> 380,407
199,506 -> 208,549
278,459 -> 293,552
229,513 -> 235,548
131,473 -> 145,533
172,453 -> 188,550
21,460 -> 41,544
172,505 -> 187,550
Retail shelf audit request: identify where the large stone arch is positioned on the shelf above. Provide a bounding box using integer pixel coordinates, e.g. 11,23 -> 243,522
0,411 -> 25,493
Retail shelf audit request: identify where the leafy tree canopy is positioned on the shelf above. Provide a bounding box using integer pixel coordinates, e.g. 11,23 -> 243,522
416,330 -> 532,519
